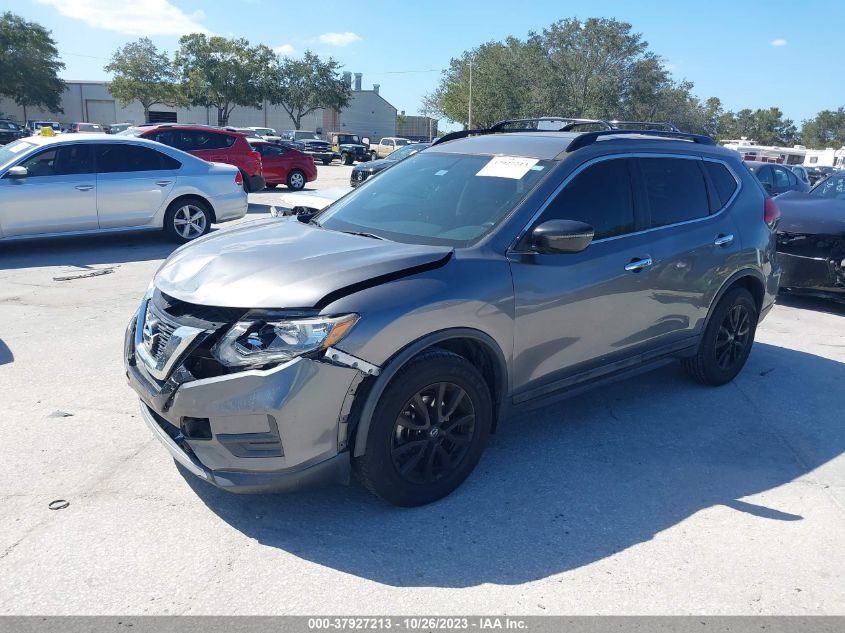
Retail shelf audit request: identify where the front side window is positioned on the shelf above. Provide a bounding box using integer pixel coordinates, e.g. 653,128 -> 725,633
754,165 -> 774,187
640,157 -> 710,228
318,152 -> 551,246
19,144 -> 94,177
181,131 -> 234,151
96,144 -> 181,172
773,166 -> 792,188
539,158 -> 635,240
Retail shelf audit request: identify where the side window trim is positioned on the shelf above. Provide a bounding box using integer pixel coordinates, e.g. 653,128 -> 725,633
512,152 -> 742,251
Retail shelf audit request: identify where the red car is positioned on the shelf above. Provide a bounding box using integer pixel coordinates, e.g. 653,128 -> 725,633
134,125 -> 265,192
249,140 -> 317,190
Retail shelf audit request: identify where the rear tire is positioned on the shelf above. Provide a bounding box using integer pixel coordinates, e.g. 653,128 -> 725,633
240,170 -> 252,193
287,169 -> 306,190
265,183 -> 279,189
164,198 -> 212,243
353,349 -> 492,507
683,287 -> 758,386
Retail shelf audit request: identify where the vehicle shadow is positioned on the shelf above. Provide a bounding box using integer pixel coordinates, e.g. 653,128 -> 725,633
776,292 -> 845,316
0,232 -> 179,270
0,339 -> 12,365
183,342 -> 844,588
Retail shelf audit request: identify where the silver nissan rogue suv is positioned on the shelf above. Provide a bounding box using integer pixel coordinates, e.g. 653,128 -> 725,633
125,118 -> 781,507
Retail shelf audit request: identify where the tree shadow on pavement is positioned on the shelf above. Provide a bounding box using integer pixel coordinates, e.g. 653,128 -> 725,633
183,342 -> 844,588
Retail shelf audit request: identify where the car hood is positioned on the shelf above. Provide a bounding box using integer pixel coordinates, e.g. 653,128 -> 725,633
775,191 -> 845,235
154,218 -> 453,309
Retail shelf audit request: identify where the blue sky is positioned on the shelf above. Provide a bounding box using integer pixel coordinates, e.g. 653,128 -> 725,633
6,0 -> 845,128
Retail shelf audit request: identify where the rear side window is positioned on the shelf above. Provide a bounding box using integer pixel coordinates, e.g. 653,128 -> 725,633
540,158 -> 635,240
704,161 -> 739,209
179,131 -> 235,151
96,144 -> 181,172
754,165 -> 773,187
639,158 -> 709,228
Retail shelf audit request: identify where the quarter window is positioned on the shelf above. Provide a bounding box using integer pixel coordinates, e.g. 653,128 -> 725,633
639,158 -> 709,228
704,161 -> 739,209
540,158 -> 635,240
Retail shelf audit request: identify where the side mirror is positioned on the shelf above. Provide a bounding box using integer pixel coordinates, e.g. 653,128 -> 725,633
6,166 -> 28,179
529,220 -> 594,254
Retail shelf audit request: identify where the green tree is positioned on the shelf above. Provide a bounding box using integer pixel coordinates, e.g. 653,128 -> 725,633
105,38 -> 183,124
266,51 -> 351,130
175,34 -> 276,126
800,108 -> 845,148
0,12 -> 65,121
719,108 -> 797,145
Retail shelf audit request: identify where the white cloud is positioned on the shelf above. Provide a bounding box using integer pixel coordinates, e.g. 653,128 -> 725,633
318,31 -> 362,47
770,38 -> 788,47
35,0 -> 210,36
273,44 -> 295,56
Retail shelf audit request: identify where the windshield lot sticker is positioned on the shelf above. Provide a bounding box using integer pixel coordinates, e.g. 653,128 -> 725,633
477,156 -> 539,179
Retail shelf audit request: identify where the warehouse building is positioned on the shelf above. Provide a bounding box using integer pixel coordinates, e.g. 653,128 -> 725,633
397,112 -> 439,142
0,73 -> 397,141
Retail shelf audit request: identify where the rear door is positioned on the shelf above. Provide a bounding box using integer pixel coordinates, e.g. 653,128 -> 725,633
633,155 -> 742,343
0,143 -> 97,236
94,143 -> 179,228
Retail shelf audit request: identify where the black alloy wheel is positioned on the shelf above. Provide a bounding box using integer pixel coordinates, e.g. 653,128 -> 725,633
390,382 -> 476,485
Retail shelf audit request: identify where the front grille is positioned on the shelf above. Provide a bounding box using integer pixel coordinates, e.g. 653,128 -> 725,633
145,302 -> 179,364
153,290 -> 246,328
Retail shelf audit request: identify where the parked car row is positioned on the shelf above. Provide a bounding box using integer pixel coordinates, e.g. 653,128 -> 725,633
0,134 -> 247,243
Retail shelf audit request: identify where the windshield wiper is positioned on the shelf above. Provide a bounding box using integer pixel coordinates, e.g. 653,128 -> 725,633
341,230 -> 385,240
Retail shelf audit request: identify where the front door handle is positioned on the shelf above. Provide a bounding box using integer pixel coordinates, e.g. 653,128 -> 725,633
74,185 -> 93,191
155,180 -> 172,187
714,233 -> 735,247
625,256 -> 653,272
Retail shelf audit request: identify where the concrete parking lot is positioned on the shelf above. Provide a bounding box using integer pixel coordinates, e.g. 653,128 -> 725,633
0,162 -> 843,615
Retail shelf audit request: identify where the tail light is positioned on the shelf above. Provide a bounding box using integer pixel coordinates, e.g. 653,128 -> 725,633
764,197 -> 781,228
234,171 -> 243,186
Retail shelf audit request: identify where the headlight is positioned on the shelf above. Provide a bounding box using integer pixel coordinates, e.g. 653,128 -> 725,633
211,314 -> 359,368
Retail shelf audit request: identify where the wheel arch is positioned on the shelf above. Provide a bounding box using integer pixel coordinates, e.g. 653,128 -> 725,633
350,328 -> 508,457
165,193 -> 217,224
700,268 -> 766,338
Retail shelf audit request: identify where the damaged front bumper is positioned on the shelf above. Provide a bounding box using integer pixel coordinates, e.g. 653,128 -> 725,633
124,306 -> 375,493
777,233 -> 845,299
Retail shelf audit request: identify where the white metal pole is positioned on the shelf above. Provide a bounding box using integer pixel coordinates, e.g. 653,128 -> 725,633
468,58 -> 473,129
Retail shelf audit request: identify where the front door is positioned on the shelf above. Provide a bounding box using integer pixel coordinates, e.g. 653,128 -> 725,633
509,157 -> 661,400
0,143 -> 97,237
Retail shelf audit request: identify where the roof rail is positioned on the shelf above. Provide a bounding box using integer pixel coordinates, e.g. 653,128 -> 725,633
432,117 -> 612,145
566,129 -> 716,152
608,120 -> 680,132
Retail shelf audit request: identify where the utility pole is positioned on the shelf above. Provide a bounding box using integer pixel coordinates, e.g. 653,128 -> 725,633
468,57 -> 473,129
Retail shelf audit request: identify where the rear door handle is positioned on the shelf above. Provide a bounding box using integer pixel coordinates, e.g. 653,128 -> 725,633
714,233 -> 735,247
625,256 -> 653,272
155,180 -> 172,187
74,185 -> 93,191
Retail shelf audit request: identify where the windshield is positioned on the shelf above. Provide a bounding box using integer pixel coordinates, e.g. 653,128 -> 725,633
117,127 -> 145,137
394,138 -> 410,146
337,135 -> 360,143
296,132 -> 321,140
77,123 -> 102,132
34,122 -> 61,130
316,152 -> 551,246
811,174 -> 845,199
0,140 -> 36,170
0,121 -> 19,130
387,144 -> 426,161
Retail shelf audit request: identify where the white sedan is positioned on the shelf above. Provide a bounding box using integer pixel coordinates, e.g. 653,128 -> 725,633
0,134 -> 247,243
270,186 -> 352,217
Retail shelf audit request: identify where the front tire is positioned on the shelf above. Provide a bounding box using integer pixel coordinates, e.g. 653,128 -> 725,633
369,151 -> 377,161
683,287 -> 758,385
353,349 -> 492,507
287,169 -> 306,190
342,152 -> 353,165
322,157 -> 332,165
164,198 -> 212,243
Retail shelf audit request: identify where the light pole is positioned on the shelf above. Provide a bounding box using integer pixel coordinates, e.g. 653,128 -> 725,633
468,57 -> 473,129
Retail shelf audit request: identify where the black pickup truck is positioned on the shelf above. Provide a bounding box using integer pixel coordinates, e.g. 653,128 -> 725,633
281,130 -> 334,165
0,120 -> 30,145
